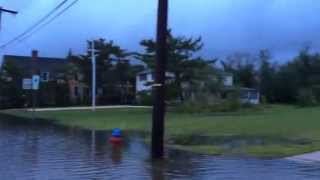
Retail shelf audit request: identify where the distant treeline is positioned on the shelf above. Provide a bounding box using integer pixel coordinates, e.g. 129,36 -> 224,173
1,32 -> 320,108
223,48 -> 320,106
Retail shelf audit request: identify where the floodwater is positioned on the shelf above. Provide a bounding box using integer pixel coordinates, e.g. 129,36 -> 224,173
0,118 -> 320,180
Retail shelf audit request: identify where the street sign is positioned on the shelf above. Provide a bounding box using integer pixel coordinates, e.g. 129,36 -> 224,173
22,78 -> 32,90
32,75 -> 40,90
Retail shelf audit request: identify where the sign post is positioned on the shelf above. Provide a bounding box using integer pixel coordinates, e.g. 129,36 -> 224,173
31,75 -> 40,120
32,75 -> 40,90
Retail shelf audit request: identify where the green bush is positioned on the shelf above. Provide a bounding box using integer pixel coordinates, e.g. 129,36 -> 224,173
174,95 -> 242,113
312,85 -> 320,103
297,88 -> 318,107
174,101 -> 204,113
261,95 -> 268,105
136,91 -> 153,106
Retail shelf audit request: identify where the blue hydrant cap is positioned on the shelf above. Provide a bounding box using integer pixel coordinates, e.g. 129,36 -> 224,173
112,128 -> 122,137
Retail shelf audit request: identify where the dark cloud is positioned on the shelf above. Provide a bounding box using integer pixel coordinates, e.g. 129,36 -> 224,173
1,0 -> 320,63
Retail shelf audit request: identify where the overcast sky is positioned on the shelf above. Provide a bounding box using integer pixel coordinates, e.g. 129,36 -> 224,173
1,0 -> 320,64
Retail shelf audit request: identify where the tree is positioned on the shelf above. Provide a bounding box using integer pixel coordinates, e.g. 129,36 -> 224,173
221,52 -> 258,88
111,60 -> 144,104
69,39 -> 143,105
0,60 -> 25,108
70,39 -> 129,104
259,49 -> 276,102
271,47 -> 320,104
136,32 -> 217,101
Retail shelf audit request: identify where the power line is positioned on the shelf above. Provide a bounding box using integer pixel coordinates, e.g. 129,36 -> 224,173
0,0 -> 69,49
17,0 -> 80,44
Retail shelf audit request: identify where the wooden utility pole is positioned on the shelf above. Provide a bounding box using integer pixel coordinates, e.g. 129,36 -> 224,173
152,0 -> 169,159
0,7 -> 18,30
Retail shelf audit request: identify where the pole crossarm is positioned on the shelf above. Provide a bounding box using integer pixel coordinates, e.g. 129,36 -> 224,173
0,7 -> 18,31
0,7 -> 18,15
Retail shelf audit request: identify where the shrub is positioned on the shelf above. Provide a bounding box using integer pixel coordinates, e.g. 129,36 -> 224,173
260,95 -> 268,105
312,85 -> 320,103
174,95 -> 242,113
174,101 -> 204,113
297,88 -> 318,107
136,91 -> 153,106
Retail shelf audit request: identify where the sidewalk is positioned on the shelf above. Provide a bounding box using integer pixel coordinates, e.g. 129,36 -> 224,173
27,105 -> 151,112
286,151 -> 320,163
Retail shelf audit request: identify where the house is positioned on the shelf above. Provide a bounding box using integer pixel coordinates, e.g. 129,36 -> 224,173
1,50 -> 88,106
136,69 -> 233,93
221,72 -> 234,87
240,88 -> 260,105
135,69 -> 260,104
136,70 -> 175,92
221,73 -> 260,105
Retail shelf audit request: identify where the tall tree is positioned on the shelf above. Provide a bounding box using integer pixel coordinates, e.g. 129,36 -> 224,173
221,52 -> 258,88
270,47 -> 320,104
136,32 -> 216,101
112,60 -> 144,104
0,60 -> 25,108
259,49 -> 276,102
69,39 -> 143,105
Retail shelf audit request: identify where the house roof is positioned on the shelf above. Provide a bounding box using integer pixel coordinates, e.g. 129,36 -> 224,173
137,69 -> 153,75
2,55 -> 69,78
240,87 -> 259,91
215,69 -> 233,76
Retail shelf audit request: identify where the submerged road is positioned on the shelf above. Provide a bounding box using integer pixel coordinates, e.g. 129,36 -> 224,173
286,151 -> 320,163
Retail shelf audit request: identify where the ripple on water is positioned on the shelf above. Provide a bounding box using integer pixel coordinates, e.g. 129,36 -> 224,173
1,119 -> 320,180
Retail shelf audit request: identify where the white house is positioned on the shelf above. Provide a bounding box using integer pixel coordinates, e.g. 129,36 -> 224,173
221,73 -> 234,87
135,69 -> 260,104
219,72 -> 260,104
240,88 -> 260,105
136,70 -> 175,92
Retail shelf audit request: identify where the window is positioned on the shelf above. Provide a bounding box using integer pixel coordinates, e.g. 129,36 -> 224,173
139,73 -> 147,81
74,74 -> 78,81
249,91 -> 258,99
151,73 -> 155,81
240,91 -> 249,99
74,86 -> 79,97
41,72 -> 50,82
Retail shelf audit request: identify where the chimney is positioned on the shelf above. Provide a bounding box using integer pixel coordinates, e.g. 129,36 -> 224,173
32,50 -> 38,60
31,50 -> 39,74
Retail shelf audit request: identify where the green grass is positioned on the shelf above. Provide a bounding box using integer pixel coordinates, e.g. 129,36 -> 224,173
167,145 -> 224,155
2,105 -> 320,158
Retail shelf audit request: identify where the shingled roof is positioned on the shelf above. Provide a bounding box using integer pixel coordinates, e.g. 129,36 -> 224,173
2,55 -> 69,79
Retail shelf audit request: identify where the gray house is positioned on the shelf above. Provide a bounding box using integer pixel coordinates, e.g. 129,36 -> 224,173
1,51 -> 88,106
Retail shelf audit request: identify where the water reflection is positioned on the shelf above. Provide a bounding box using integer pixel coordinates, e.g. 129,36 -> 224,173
1,117 -> 320,179
150,159 -> 166,180
111,144 -> 123,164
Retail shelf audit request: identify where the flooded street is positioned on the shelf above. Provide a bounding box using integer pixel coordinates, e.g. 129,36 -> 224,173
1,118 -> 320,180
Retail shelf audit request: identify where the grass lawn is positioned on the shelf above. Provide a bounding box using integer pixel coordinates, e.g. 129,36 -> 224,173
2,105 -> 320,158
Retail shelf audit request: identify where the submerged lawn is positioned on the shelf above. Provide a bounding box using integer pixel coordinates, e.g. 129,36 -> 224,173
2,105 -> 320,158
